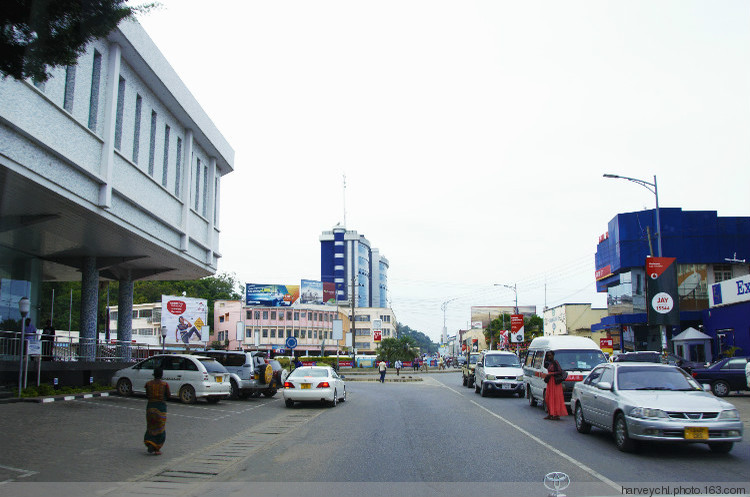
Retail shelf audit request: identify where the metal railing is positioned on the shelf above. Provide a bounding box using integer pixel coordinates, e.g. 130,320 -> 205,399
0,331 -> 154,362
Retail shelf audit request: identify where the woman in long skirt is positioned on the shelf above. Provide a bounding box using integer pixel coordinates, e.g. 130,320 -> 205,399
543,351 -> 567,420
144,367 -> 171,455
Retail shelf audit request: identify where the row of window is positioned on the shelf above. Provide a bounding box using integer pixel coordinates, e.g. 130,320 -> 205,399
242,328 -> 335,340
109,309 -> 160,321
245,310 -> 338,322
354,329 -> 393,337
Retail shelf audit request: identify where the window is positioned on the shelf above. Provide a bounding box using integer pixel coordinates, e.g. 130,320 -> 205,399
287,311 -> 292,320
63,65 -> 76,112
88,50 -> 102,131
270,329 -> 276,338
271,311 -> 276,320
175,137 -> 182,195
246,310 -> 251,320
254,311 -> 261,320
262,311 -> 268,319
294,312 -> 299,320
132,94 -> 142,163
294,329 -> 299,338
148,110 -> 157,176
301,312 -> 306,319
279,312 -> 284,321
194,159 -> 201,210
245,329 -> 252,338
114,77 -> 125,150
286,329 -> 292,338
714,264 -> 733,282
262,329 -> 268,338
162,125 -> 170,186
722,358 -> 748,370
314,331 -> 318,339
202,163 -> 208,217
301,330 -> 306,338
218,316 -> 224,323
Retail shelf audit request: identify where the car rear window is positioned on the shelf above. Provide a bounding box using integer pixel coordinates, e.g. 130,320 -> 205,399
616,353 -> 659,362
199,358 -> 228,373
554,349 -> 607,371
289,368 -> 329,378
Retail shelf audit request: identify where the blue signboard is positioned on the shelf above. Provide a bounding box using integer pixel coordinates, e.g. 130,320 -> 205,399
286,336 -> 298,349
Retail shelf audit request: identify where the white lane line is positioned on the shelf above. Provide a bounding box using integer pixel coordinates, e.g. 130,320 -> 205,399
441,382 -> 620,492
0,463 -> 38,484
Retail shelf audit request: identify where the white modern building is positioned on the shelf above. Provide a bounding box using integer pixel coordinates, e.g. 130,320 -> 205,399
0,19 -> 234,359
543,303 -> 608,341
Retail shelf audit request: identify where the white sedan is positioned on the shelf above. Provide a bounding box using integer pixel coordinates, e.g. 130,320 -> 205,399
283,366 -> 347,408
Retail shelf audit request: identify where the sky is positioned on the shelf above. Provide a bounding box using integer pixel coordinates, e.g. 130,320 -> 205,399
136,1 -> 750,343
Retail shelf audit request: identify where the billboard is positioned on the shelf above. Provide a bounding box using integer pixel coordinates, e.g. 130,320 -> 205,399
710,275 -> 750,307
510,314 -> 524,343
323,282 -> 337,304
245,284 -> 300,307
161,295 -> 208,345
300,280 -> 324,304
646,257 -> 680,326
471,306 -> 537,329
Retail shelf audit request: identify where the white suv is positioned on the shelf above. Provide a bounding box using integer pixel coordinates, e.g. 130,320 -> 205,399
474,351 -> 525,397
113,354 -> 231,404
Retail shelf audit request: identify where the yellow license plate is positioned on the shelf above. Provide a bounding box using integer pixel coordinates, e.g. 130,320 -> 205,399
216,376 -> 223,383
684,427 -> 709,440
301,383 -> 311,389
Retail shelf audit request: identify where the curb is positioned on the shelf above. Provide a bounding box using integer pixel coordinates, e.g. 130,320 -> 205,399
0,391 -> 114,404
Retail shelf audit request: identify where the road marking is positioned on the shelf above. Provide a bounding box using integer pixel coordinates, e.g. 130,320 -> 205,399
440,381 -> 621,493
0,463 -> 38,484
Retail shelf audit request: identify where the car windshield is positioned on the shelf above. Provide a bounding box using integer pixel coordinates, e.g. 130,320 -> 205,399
617,366 -> 702,391
289,368 -> 329,378
469,355 -> 479,364
199,358 -> 228,373
554,350 -> 608,371
485,355 -> 520,367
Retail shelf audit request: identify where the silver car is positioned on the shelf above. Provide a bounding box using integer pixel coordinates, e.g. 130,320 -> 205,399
571,363 -> 743,453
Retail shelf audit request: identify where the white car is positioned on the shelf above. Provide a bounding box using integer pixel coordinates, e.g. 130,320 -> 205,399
474,351 -> 525,397
283,366 -> 347,408
112,354 -> 231,404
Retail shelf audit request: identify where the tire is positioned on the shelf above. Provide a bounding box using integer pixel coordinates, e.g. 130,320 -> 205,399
708,442 -> 733,453
480,383 -> 488,397
229,379 -> 239,400
614,412 -> 637,452
179,385 -> 196,404
575,403 -> 592,434
468,376 -> 474,389
462,375 -> 468,386
206,397 -> 221,404
285,398 -> 294,408
263,389 -> 277,398
116,378 -> 132,397
528,386 -> 537,407
256,364 -> 272,385
329,389 -> 338,408
474,380 -> 480,394
711,380 -> 730,397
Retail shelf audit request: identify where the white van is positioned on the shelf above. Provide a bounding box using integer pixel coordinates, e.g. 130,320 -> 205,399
523,336 -> 607,409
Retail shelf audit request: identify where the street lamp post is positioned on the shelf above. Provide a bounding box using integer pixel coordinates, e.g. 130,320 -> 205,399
17,297 -> 30,398
603,173 -> 667,350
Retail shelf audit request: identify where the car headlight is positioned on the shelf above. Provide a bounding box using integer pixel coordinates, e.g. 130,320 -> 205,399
486,374 -> 496,380
718,409 -> 740,420
630,407 -> 668,419
516,375 -> 524,381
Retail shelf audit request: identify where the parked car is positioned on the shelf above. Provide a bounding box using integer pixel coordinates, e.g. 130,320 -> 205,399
112,354 -> 231,404
283,366 -> 346,408
198,350 -> 289,399
613,351 -> 705,372
461,352 -> 481,388
690,356 -> 750,397
473,350 -> 524,397
571,363 -> 743,453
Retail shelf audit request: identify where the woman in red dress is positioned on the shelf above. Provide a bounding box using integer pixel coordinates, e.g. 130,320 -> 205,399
543,351 -> 567,420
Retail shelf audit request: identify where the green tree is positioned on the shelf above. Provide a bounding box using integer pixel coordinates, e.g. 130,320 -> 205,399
1,1 -> 155,83
396,323 -> 438,354
483,313 -> 544,347
376,336 -> 419,363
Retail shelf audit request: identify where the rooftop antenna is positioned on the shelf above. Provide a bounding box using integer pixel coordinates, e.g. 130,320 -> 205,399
342,173 -> 347,228
725,252 -> 746,263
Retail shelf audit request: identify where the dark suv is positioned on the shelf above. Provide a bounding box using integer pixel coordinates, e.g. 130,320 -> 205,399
613,351 -> 704,373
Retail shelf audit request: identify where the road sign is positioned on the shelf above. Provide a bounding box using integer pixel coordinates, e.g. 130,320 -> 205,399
286,336 -> 298,349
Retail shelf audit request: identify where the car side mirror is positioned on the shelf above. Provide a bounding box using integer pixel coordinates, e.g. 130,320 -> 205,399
597,382 -> 613,391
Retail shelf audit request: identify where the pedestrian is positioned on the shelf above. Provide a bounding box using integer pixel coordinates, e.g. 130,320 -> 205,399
413,359 -> 419,372
144,367 -> 171,455
378,360 -> 387,383
294,358 -> 303,369
41,319 -> 55,361
23,317 -> 37,355
422,357 -> 428,372
543,351 -> 567,420
395,359 -> 402,376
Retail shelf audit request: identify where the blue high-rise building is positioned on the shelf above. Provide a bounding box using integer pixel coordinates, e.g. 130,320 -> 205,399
320,225 -> 389,307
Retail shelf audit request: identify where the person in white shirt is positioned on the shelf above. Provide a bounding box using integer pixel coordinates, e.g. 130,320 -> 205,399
378,360 -> 387,383
395,360 -> 402,376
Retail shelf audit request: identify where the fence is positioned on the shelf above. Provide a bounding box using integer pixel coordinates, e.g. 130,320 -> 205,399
0,331 -> 154,363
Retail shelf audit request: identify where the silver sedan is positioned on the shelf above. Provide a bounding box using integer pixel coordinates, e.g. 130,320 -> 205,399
571,363 -> 743,453
283,366 -> 347,408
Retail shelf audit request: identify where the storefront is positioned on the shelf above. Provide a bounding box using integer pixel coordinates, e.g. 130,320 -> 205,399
703,275 -> 750,357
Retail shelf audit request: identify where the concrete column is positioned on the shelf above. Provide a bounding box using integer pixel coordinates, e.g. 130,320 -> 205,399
117,277 -> 134,361
98,42 -> 122,208
180,129 -> 194,252
79,257 -> 99,361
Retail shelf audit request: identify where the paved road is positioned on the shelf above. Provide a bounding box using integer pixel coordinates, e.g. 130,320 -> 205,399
0,372 -> 748,497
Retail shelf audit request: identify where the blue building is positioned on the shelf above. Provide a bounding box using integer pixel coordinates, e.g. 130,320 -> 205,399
593,208 -> 750,357
320,225 -> 389,308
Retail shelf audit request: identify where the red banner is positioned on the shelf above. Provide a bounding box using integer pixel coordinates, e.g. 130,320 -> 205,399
595,265 -> 612,281
374,330 -> 382,342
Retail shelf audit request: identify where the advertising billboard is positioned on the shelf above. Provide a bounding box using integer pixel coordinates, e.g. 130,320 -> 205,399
300,279 -> 324,304
510,314 -> 524,343
471,306 -> 537,329
710,275 -> 750,307
245,284 -> 300,307
323,282 -> 337,304
646,257 -> 680,326
161,295 -> 208,345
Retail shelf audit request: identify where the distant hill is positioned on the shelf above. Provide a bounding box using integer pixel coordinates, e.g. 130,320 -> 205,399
396,323 -> 438,354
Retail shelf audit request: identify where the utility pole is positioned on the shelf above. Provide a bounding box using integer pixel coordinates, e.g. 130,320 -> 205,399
350,270 -> 356,360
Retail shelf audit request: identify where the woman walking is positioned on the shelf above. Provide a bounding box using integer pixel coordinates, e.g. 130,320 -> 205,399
543,351 -> 567,420
144,367 -> 171,455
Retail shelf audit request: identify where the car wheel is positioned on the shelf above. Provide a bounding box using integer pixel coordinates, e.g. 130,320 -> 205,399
708,442 -> 733,453
575,403 -> 592,434
480,383 -> 488,397
468,376 -> 474,388
179,385 -> 196,404
229,379 -> 239,400
711,380 -> 730,397
116,378 -> 132,397
614,413 -> 637,452
528,386 -> 537,407
474,381 -> 480,394
462,375 -> 467,386
206,397 -> 221,404
263,389 -> 277,398
285,398 -> 294,408
329,389 -> 338,408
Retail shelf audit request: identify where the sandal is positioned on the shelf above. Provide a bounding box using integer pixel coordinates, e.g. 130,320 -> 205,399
544,415 -> 553,420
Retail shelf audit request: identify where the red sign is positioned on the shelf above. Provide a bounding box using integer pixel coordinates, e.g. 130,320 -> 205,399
600,338 -> 613,349
373,330 -> 382,342
166,300 -> 187,315
595,265 -> 612,280
338,360 -> 353,368
510,314 -> 525,343
646,257 -> 677,279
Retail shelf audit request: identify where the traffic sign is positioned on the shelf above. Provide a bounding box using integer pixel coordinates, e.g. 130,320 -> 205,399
286,336 -> 298,349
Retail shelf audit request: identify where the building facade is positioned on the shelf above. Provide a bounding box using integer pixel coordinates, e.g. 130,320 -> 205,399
593,208 -> 750,355
320,226 -> 389,307
543,303 -> 608,343
0,19 -> 234,359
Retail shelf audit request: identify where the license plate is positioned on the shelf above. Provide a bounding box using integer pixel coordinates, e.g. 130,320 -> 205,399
502,383 -> 512,390
216,376 -> 223,383
684,427 -> 709,440
301,383 -> 311,389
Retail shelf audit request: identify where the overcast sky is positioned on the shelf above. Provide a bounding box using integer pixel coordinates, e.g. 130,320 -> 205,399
137,1 -> 750,343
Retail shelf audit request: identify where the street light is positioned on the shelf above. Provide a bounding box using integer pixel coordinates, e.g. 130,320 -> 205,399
17,297 -> 30,398
603,174 -> 661,257
440,298 -> 458,345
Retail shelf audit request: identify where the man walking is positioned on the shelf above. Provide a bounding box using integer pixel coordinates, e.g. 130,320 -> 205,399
395,359 -> 402,376
378,360 -> 387,383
